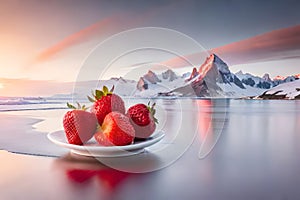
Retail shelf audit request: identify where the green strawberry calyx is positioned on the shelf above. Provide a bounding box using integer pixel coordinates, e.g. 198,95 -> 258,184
87,85 -> 115,103
67,102 -> 88,111
147,102 -> 158,124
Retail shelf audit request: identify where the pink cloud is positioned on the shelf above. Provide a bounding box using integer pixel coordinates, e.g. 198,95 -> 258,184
160,52 -> 209,69
33,2 -> 180,64
162,25 -> 300,68
35,15 -> 131,62
212,24 -> 300,65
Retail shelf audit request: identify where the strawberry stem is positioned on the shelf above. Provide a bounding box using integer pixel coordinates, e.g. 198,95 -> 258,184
147,102 -> 158,124
95,90 -> 104,99
103,86 -> 108,95
110,85 -> 115,93
66,102 -> 88,111
87,85 -> 114,102
67,102 -> 76,109
87,95 -> 95,103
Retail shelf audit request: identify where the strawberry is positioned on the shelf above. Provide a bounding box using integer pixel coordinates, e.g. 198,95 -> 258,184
94,129 -> 113,146
63,102 -> 97,145
95,112 -> 135,146
126,102 -> 158,139
88,86 -> 125,125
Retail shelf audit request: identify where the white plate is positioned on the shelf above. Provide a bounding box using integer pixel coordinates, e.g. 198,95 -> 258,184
47,130 -> 165,157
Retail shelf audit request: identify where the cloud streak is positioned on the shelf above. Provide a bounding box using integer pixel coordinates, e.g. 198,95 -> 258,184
162,25 -> 300,68
35,15 -> 131,62
212,24 -> 300,65
33,2 -> 181,64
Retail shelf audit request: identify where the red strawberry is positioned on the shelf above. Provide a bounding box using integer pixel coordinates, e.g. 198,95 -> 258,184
96,112 -> 135,146
63,102 -> 97,145
94,129 -> 113,146
126,102 -> 158,139
88,86 -> 125,125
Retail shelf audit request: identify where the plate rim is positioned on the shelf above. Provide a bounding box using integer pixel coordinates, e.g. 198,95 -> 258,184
47,130 -> 165,152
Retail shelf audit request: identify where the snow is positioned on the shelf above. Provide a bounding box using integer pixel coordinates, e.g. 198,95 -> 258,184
213,54 -> 230,74
235,71 -> 269,86
134,75 -> 187,97
265,79 -> 300,99
217,83 -> 266,98
235,71 -> 260,82
156,75 -> 186,89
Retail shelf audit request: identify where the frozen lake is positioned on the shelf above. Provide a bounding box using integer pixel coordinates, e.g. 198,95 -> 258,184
1,99 -> 300,198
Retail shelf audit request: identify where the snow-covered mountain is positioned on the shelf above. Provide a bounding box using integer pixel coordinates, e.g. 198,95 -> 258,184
235,71 -> 273,89
135,54 -> 299,98
135,69 -> 187,97
52,54 -> 298,99
156,54 -> 265,97
236,71 -> 299,89
255,79 -> 300,99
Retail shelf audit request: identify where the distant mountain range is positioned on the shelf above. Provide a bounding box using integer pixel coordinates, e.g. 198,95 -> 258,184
64,54 -> 299,99
135,54 -> 299,98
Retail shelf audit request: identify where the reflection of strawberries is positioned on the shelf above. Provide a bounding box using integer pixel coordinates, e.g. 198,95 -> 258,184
97,169 -> 130,191
66,168 -> 131,192
66,169 -> 97,183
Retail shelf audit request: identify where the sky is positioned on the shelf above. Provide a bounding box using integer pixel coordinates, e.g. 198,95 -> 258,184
0,0 -> 299,96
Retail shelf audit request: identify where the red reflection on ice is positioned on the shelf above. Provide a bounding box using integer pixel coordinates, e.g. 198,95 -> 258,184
66,167 -> 131,191
67,169 -> 97,183
197,100 -> 212,141
97,169 -> 130,191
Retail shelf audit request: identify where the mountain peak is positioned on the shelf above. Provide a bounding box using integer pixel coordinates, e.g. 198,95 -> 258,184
262,73 -> 271,82
186,67 -> 199,81
147,70 -> 155,75
198,53 -> 230,76
211,53 -> 224,63
211,53 -> 230,74
162,69 -> 178,81
236,70 -> 244,76
143,70 -> 161,84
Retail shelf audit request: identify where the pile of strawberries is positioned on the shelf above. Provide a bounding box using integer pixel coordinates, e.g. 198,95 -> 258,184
63,86 -> 157,146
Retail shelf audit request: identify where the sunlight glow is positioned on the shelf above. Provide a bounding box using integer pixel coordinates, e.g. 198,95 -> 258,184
0,83 -> 3,89
274,75 -> 286,80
